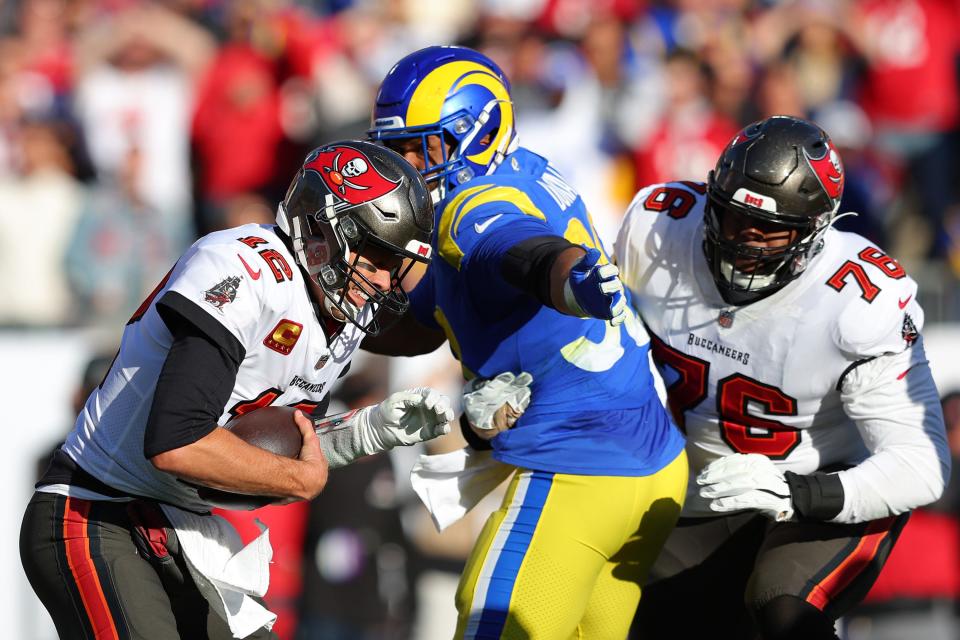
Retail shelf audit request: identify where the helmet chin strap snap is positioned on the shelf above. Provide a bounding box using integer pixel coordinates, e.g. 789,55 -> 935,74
320,265 -> 341,287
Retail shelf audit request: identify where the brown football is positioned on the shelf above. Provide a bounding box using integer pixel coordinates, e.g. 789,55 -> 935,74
225,405 -> 303,458
195,406 -> 304,510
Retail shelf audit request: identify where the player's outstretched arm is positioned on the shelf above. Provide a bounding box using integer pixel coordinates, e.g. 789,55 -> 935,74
500,236 -> 627,326
314,388 -> 454,468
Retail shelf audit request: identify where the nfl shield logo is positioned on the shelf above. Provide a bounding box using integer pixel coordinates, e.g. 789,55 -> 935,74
718,310 -> 734,328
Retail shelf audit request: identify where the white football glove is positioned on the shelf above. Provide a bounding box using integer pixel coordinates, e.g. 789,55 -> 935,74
697,453 -> 794,521
314,388 -> 453,469
372,387 -> 454,448
462,372 -> 533,439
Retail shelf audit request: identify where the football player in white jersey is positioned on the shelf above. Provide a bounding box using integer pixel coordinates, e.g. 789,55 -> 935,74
20,141 -> 455,640
614,116 -> 951,639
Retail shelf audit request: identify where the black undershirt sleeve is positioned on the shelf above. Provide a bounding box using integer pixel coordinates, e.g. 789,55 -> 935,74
144,296 -> 245,458
157,290 -> 246,365
499,235 -> 580,309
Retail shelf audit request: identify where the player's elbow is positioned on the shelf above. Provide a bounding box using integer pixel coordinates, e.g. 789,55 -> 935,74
913,475 -> 946,511
927,454 -> 952,505
907,448 -> 950,509
149,445 -> 194,476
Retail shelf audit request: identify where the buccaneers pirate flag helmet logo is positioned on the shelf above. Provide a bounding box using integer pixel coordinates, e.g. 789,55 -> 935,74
803,139 -> 844,203
304,146 -> 401,205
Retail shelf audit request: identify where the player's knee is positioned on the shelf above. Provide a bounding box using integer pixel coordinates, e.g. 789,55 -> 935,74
753,595 -> 839,640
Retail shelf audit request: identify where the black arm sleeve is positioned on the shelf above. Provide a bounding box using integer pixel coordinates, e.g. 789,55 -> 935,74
499,235 -> 580,309
143,299 -> 245,458
785,471 -> 845,521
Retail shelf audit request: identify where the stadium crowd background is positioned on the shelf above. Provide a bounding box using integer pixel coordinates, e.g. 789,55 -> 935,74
4,0 -> 960,638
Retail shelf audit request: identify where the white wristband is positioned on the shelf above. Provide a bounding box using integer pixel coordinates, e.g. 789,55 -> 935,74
313,406 -> 380,469
562,278 -> 589,317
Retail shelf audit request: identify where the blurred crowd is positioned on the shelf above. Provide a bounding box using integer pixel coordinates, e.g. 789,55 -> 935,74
1,0 -> 960,330
9,0 -> 960,638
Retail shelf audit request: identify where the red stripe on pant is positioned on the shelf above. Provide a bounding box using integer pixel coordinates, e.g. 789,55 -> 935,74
62,497 -> 120,640
805,517 -> 895,611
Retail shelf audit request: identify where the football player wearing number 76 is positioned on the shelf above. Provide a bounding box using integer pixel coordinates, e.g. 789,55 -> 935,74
613,116 -> 950,639
363,45 -> 687,639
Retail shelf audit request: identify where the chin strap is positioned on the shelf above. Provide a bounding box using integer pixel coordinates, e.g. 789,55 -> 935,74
321,295 -> 347,325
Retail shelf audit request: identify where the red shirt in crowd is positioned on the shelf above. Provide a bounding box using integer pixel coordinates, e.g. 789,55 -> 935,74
855,0 -> 960,131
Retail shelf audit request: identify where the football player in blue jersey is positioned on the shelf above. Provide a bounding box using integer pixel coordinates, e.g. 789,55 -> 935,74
365,45 -> 688,639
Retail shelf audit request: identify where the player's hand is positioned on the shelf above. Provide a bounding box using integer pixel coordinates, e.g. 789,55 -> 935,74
697,453 -> 794,521
564,248 -> 627,326
313,390 -> 453,469
371,387 -> 454,448
292,409 -> 328,500
463,372 -> 533,440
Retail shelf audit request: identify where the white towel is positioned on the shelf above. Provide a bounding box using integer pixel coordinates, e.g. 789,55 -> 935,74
410,447 -> 515,531
159,504 -> 276,639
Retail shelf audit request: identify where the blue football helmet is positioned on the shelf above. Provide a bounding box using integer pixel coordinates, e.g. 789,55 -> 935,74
368,46 -> 518,200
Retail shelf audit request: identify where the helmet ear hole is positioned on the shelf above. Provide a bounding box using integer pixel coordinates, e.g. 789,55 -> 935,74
478,128 -> 496,148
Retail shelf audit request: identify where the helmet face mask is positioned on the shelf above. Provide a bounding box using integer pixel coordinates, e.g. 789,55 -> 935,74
277,141 -> 434,335
704,116 -> 844,306
704,195 -> 829,303
368,46 -> 518,201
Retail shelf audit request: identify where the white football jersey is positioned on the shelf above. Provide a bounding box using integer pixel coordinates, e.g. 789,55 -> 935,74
57,224 -> 365,511
615,182 -> 949,522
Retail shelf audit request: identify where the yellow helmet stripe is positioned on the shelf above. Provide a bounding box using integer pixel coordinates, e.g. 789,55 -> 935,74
406,61 -> 513,167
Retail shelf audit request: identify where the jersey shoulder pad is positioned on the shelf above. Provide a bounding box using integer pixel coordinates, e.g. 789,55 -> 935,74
621,181 -> 706,235
171,226 -> 298,334
614,181 -> 705,276
505,147 -> 549,176
827,231 -> 923,358
229,225 -> 298,288
436,180 -> 550,269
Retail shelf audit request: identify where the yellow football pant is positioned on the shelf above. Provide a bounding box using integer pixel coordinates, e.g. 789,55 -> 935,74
454,450 -> 688,639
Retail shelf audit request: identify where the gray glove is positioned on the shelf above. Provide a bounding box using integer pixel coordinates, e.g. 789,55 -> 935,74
315,388 -> 454,469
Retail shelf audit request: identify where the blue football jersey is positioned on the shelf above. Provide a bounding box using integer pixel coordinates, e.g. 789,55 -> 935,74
409,148 -> 684,475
